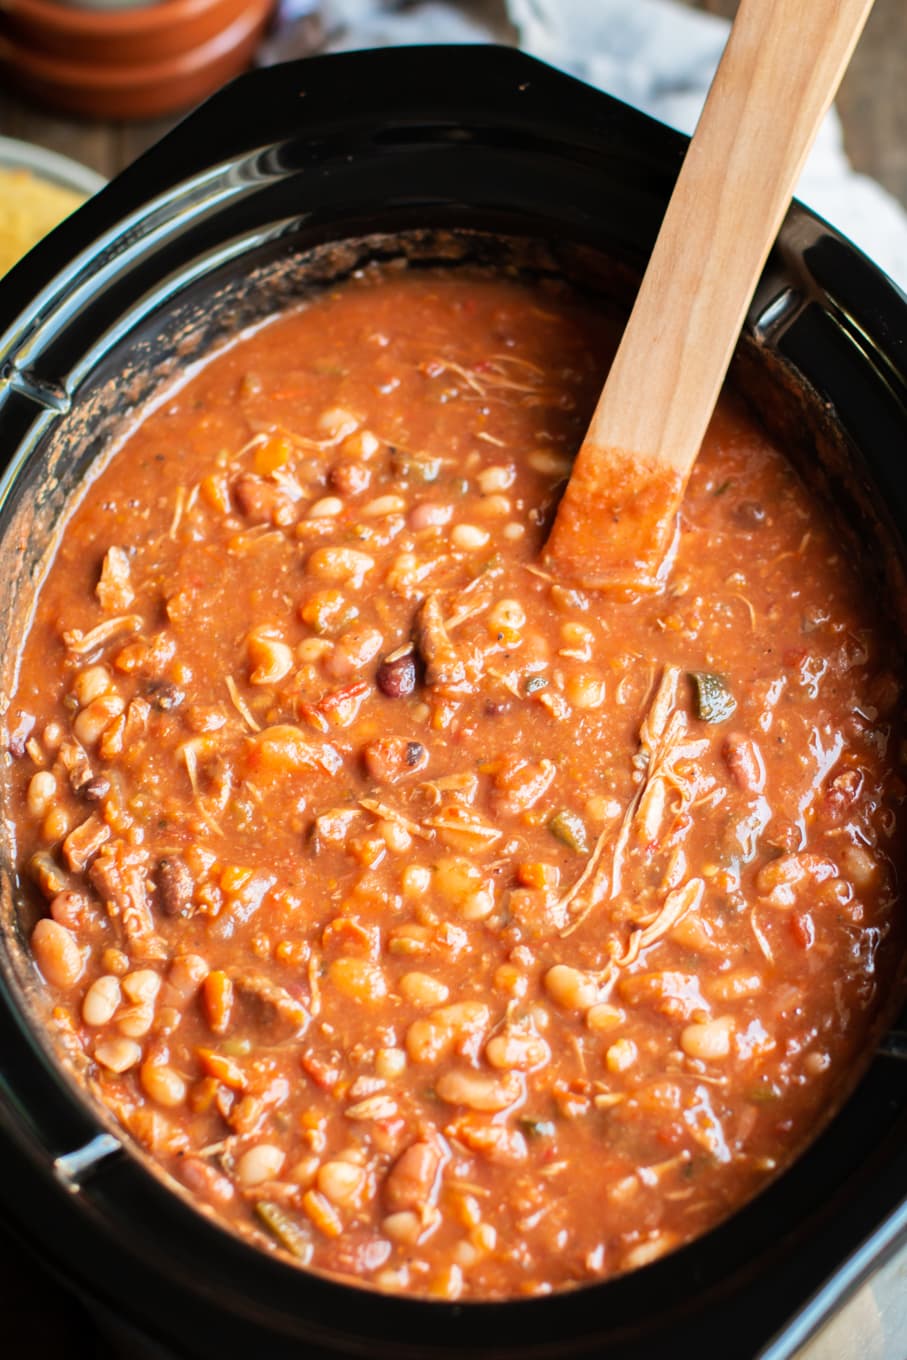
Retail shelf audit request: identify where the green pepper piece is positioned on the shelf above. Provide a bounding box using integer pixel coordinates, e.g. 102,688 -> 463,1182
255,1201 -> 313,1261
746,1084 -> 781,1105
520,1117 -> 557,1138
549,809 -> 590,854
222,1036 -> 252,1058
690,671 -> 737,723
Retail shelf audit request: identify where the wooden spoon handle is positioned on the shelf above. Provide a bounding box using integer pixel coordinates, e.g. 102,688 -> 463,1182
544,0 -> 874,590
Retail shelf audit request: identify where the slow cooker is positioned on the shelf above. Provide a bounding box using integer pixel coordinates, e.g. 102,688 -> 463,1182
0,46 -> 906,1360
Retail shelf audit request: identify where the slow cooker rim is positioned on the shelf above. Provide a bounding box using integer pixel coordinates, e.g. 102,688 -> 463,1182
0,44 -> 906,1360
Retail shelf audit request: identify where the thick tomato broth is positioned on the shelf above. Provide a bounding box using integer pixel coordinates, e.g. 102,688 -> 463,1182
7,267 -> 905,1299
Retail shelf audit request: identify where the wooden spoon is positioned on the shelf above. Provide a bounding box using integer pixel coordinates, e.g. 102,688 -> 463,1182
543,0 -> 874,592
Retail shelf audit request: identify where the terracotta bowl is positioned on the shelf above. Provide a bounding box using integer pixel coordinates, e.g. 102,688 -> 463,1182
0,0 -> 275,119
0,0 -> 257,63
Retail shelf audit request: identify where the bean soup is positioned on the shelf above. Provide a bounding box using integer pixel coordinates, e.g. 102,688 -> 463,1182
8,266 -> 906,1299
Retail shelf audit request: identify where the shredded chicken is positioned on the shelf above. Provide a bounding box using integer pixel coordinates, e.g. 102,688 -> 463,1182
96,546 -> 134,612
613,878 -> 705,968
63,614 -> 143,658
559,666 -> 713,938
359,798 -> 431,840
62,814 -> 111,874
415,593 -> 483,694
226,675 -> 261,732
57,739 -> 95,795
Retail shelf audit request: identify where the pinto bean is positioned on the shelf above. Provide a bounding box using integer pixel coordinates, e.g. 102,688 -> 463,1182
50,889 -> 97,932
823,769 -> 865,825
325,626 -> 384,679
406,1001 -> 491,1065
490,757 -> 556,817
722,733 -> 765,794
234,474 -> 293,526
157,855 -> 195,917
329,461 -> 371,497
756,852 -> 838,907
180,1156 -> 235,1206
384,1141 -> 441,1214
445,1115 -> 528,1164
363,736 -> 428,784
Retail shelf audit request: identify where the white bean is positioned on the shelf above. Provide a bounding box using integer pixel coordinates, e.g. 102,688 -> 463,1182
317,1160 -> 365,1206
122,969 -> 162,1005
95,1037 -> 142,1073
73,665 -> 113,708
605,1038 -> 638,1073
117,1004 -> 154,1038
140,1061 -> 187,1108
31,918 -> 84,989
409,502 -> 453,531
681,1016 -> 734,1061
362,495 -> 405,517
399,972 -> 449,1007
82,974 -> 122,1027
544,964 -> 598,1011
487,600 -> 526,634
477,465 -> 515,493
451,524 -> 489,551
308,546 -> 375,587
308,496 -> 344,519
485,1029 -> 550,1071
237,1143 -> 286,1188
72,693 -> 125,747
435,1068 -> 523,1112
27,771 -> 58,819
318,407 -> 358,440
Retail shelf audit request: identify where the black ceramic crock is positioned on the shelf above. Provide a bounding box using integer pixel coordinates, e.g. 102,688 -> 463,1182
0,46 -> 906,1360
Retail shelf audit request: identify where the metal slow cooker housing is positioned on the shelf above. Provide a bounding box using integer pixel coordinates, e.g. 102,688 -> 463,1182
0,46 -> 906,1360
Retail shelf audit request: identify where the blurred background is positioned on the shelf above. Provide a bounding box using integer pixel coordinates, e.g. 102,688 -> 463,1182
0,0 -> 905,267
0,0 -> 904,209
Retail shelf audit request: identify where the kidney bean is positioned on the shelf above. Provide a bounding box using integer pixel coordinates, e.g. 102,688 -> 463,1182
376,649 -> 417,698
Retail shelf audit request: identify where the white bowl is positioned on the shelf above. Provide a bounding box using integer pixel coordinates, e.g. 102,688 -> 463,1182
0,135 -> 106,197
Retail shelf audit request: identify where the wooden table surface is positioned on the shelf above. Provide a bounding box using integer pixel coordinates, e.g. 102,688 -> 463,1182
0,2 -> 904,1356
